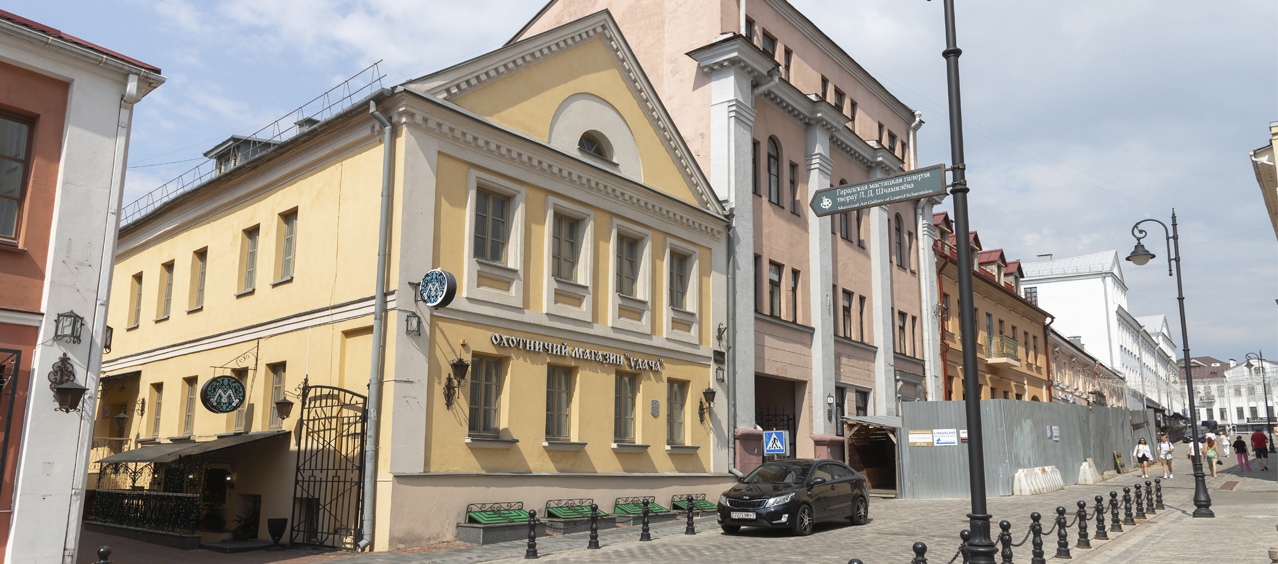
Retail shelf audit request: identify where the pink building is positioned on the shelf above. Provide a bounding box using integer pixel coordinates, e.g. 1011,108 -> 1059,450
0,11 -> 162,562
518,0 -> 943,482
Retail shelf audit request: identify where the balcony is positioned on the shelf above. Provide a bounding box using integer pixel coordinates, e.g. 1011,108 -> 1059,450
985,335 -> 1021,369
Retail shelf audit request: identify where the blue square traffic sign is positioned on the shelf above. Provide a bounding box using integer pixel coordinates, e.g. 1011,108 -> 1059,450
763,430 -> 788,456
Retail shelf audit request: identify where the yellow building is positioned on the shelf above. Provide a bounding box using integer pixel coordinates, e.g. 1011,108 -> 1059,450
94,12 -> 728,551
932,213 -> 1051,402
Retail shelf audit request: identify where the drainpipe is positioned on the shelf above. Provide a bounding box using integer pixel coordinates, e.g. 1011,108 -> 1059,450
936,243 -> 951,400
360,100 -> 395,551
724,205 -> 744,478
740,0 -> 747,37
1043,316 -> 1055,404
751,67 -> 781,98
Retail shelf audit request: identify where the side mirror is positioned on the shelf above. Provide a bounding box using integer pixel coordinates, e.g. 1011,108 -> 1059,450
809,477 -> 827,488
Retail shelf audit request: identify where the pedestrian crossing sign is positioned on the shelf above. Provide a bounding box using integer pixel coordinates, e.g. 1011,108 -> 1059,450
763,430 -> 788,456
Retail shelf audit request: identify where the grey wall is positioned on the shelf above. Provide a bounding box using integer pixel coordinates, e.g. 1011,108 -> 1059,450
898,400 -> 1150,499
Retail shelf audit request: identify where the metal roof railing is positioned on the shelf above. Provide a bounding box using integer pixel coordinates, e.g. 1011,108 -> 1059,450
120,61 -> 385,227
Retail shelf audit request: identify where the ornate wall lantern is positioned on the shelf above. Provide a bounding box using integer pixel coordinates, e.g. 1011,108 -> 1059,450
54,311 -> 84,344
698,387 -> 717,423
48,353 -> 87,412
443,358 -> 470,409
405,312 -> 422,336
274,397 -> 295,421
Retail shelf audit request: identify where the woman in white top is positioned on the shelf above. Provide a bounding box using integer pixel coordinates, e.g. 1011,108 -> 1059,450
1157,434 -> 1175,479
1133,438 -> 1154,478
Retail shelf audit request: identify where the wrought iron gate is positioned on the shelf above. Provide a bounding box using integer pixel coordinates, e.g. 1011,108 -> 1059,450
290,384 -> 367,549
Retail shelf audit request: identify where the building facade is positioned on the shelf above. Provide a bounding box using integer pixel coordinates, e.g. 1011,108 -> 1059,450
516,0 -> 940,471
932,214 -> 1050,402
1252,121 -> 1278,241
97,12 -> 728,550
1222,357 -> 1277,433
0,10 -> 162,563
1046,329 -> 1125,407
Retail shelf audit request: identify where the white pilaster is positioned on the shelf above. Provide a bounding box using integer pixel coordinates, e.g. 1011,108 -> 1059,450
805,126 -> 836,436
868,168 -> 897,416
917,197 -> 944,401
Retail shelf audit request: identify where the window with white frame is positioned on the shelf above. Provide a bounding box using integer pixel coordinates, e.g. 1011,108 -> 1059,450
667,379 -> 688,445
275,209 -> 297,282
157,261 -> 174,319
546,366 -> 573,441
544,198 -> 594,321
469,356 -> 503,437
474,190 -> 510,263
669,251 -> 690,310
617,234 -> 640,297
610,220 -> 652,332
614,372 -> 637,443
768,262 -> 782,317
552,213 -> 580,281
465,171 -> 525,308
665,239 -> 699,343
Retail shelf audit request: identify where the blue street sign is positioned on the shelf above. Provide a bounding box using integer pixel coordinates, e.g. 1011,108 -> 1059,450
763,430 -> 788,456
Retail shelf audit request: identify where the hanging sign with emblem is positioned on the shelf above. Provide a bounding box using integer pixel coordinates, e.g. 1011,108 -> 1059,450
201,375 -> 247,413
419,269 -> 457,309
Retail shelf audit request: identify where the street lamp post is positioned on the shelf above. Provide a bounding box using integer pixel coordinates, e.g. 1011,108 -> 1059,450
1245,352 -> 1274,432
935,1 -> 998,561
1125,210 -> 1213,518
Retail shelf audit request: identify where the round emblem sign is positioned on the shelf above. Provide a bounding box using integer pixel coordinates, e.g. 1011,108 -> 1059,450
201,375 -> 247,414
419,269 -> 457,309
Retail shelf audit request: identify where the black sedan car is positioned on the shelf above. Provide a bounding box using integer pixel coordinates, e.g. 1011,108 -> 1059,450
716,459 -> 868,536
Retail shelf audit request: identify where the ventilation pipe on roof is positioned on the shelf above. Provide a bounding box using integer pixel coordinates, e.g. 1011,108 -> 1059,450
359,100 -> 394,551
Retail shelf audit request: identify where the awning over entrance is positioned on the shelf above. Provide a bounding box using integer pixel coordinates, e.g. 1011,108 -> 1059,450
96,430 -> 287,464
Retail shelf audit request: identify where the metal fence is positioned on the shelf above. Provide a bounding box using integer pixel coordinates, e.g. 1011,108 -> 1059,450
899,400 -> 1152,499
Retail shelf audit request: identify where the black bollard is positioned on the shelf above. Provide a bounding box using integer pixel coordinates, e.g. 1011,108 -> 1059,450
1122,487 -> 1135,525
1094,495 -> 1108,541
1110,491 -> 1123,532
1029,512 -> 1046,564
1134,484 -> 1146,520
587,503 -> 600,549
525,510 -> 539,559
849,561 -> 864,564
684,495 -> 696,535
95,547 -> 112,564
1144,480 -> 1155,514
639,500 -> 652,541
1054,506 -> 1071,559
1154,478 -> 1165,510
998,520 -> 1013,564
1075,500 -> 1090,549
959,529 -> 971,564
911,541 -> 929,564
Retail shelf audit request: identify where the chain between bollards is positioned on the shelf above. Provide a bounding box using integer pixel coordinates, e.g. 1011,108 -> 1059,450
587,503 -> 600,549
525,510 -> 539,559
1123,487 -> 1135,525
1155,478 -> 1165,510
684,495 -> 696,535
1029,512 -> 1046,564
1110,491 -> 1123,532
94,546 -> 112,564
639,500 -> 652,541
1054,506 -> 1071,559
1144,480 -> 1156,514
1134,483 -> 1147,520
1094,495 -> 1108,541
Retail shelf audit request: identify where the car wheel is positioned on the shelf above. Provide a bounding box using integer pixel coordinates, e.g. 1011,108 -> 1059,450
791,504 -> 814,536
720,525 -> 741,534
850,495 -> 869,526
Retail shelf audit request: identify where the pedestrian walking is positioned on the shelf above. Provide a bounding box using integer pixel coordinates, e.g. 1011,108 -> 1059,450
1157,434 -> 1175,479
1133,438 -> 1153,478
1219,433 -> 1230,456
1233,435 -> 1251,472
1204,437 -> 1219,477
1252,429 -> 1270,471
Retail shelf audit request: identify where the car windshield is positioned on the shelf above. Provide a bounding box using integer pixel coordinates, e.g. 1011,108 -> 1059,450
742,462 -> 811,484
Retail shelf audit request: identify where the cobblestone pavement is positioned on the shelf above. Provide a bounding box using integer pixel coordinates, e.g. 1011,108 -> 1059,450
81,455 -> 1277,563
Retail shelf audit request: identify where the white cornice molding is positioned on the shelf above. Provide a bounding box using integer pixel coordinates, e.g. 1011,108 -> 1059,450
0,20 -> 165,97
0,309 -> 42,327
395,99 -> 725,240
687,35 -> 777,82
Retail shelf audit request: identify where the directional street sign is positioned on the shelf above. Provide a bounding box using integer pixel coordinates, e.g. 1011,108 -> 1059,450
809,164 -> 947,217
763,430 -> 789,456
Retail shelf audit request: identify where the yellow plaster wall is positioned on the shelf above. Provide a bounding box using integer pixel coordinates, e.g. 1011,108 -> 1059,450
449,38 -> 699,207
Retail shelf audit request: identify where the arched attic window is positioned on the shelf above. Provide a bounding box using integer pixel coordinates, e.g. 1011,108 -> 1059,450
578,131 -> 611,161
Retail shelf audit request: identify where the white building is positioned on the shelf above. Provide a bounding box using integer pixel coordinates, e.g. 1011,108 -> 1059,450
1020,251 -> 1180,413
1223,358 -> 1278,433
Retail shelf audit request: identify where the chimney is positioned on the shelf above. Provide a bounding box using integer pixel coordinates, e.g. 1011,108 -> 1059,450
1037,253 -> 1053,262
1067,336 -> 1084,348
1229,359 -> 1236,368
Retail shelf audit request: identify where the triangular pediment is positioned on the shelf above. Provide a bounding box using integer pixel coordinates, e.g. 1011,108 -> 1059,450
403,10 -> 722,216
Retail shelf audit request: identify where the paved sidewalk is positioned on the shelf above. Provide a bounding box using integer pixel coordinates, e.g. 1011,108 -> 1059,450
80,455 -> 1277,563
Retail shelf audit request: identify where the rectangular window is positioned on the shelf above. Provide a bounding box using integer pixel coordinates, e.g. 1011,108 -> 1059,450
848,100 -> 857,125
942,293 -> 951,322
0,113 -> 33,244
839,211 -> 850,241
1237,406 -> 1246,420
666,380 -> 687,445
1024,286 -> 1037,305
473,190 -> 510,263
240,226 -> 259,293
182,376 -> 197,435
1218,408 -> 1227,421
906,231 -> 915,270
888,132 -> 898,153
745,18 -> 755,41
129,273 -> 143,327
158,261 -> 174,319
789,269 -> 800,323
551,213 -> 580,280
669,251 -> 690,310
834,389 -> 846,436
1032,335 -> 1038,363
615,234 -> 640,297
855,390 -> 869,417
753,255 -> 762,313
841,290 -> 852,337
858,296 -> 867,342
985,313 -> 994,351
911,316 -> 918,357
1250,406 -> 1259,419
545,366 -> 573,441
1234,386 -> 1242,397
752,140 -> 760,196
150,383 -> 163,438
783,48 -> 792,81
469,356 -> 503,436
901,141 -> 909,160
232,368 -> 248,432
189,249 -> 207,310
897,312 -> 908,354
268,362 -> 286,429
855,210 -> 864,245
768,262 -> 782,317
833,89 -> 845,112
761,32 -> 777,56
614,372 -> 637,442
767,142 -> 781,205
277,209 -> 297,280
789,162 -> 799,213
820,76 -> 829,100
877,123 -> 885,146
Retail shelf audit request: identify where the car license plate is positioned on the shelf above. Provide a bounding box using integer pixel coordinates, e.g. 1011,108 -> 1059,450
729,511 -> 756,520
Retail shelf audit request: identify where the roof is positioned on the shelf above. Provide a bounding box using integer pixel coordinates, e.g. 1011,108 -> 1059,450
0,9 -> 160,73
96,430 -> 287,464
1021,250 -> 1123,282
842,415 -> 901,429
977,248 -> 1006,265
1006,260 -> 1024,278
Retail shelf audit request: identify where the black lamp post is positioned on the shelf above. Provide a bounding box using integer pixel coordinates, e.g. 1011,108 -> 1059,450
1125,210 -> 1212,518
1245,352 -> 1273,431
934,0 -> 997,560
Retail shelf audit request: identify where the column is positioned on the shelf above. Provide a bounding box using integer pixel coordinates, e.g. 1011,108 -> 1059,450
805,125 -> 836,437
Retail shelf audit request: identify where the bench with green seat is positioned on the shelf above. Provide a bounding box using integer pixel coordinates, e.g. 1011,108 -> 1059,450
671,494 -> 717,513
457,502 -> 542,545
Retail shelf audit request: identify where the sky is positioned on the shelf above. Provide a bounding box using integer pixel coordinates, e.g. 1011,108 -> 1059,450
7,0 -> 1275,362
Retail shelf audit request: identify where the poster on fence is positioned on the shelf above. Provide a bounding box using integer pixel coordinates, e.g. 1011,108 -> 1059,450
933,428 -> 958,446
907,430 -> 933,447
